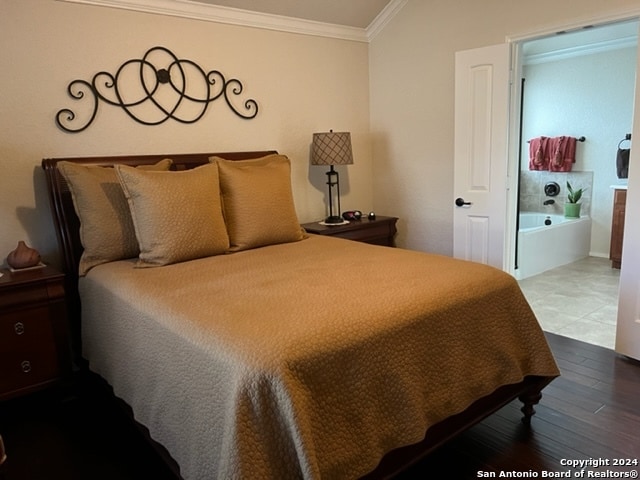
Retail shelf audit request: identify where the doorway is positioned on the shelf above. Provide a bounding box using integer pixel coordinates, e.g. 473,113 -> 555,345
514,20 -> 638,348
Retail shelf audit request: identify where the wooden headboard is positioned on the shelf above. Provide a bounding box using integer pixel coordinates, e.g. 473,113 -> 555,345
41,150 -> 277,363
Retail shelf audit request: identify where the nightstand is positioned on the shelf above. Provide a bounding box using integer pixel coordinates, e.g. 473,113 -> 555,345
302,216 -> 398,247
0,265 -> 70,400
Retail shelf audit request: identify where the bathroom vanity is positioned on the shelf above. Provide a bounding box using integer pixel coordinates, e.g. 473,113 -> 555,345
610,186 -> 627,269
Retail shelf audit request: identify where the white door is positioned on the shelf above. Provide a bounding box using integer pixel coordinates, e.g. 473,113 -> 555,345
453,44 -> 511,269
615,28 -> 640,361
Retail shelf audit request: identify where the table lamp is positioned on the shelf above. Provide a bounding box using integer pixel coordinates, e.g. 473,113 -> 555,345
311,130 -> 353,224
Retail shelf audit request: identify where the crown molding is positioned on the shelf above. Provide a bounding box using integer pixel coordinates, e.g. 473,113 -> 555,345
57,0 -> 406,43
367,0 -> 407,42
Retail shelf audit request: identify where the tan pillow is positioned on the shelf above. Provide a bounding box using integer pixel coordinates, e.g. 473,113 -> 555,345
58,159 -> 173,276
211,154 -> 306,252
115,163 -> 229,267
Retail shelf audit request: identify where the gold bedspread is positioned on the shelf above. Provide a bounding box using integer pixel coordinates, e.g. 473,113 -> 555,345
80,235 -> 559,479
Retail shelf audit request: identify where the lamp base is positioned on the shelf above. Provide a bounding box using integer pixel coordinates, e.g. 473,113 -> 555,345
323,215 -> 344,224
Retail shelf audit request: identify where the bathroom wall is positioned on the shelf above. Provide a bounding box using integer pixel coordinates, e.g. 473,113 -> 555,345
520,170 -> 593,216
520,45 -> 636,258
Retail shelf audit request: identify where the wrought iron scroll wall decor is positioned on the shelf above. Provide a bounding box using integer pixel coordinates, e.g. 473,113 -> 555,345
56,46 -> 259,133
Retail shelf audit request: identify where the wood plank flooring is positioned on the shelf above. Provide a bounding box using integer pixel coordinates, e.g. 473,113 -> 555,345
1,332 -> 638,480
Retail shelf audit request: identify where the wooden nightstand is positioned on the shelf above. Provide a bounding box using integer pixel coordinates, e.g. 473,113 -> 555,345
0,265 -> 70,400
302,216 -> 398,247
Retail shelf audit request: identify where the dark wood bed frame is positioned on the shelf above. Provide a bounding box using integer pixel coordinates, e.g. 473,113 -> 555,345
41,151 -> 554,480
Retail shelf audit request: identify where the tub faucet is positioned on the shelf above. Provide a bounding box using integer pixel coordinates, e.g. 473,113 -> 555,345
543,199 -> 555,206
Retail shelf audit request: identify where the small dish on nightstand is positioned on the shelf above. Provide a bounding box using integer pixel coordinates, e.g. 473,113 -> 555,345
8,261 -> 47,273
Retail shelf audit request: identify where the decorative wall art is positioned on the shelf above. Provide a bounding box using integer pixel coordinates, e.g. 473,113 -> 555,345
55,46 -> 259,133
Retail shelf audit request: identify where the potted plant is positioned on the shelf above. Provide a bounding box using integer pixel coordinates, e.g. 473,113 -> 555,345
564,181 -> 586,218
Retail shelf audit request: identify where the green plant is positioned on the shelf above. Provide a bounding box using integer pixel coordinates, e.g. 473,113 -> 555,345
566,181 -> 586,204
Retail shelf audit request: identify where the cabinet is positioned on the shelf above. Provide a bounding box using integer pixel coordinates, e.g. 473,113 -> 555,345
0,266 -> 70,400
301,216 -> 398,247
609,188 -> 627,269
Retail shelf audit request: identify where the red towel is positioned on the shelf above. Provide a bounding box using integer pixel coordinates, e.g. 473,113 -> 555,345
528,136 -> 549,170
548,136 -> 577,172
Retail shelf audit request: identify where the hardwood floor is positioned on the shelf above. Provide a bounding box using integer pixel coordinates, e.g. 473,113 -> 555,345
0,379 -> 175,480
1,333 -> 638,480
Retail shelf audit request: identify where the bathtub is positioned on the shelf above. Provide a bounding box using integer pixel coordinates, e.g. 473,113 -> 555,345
516,213 -> 592,280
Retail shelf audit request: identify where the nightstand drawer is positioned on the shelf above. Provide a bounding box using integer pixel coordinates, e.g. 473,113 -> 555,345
0,306 -> 58,352
0,282 -> 52,310
0,350 -> 60,394
0,306 -> 60,393
332,221 -> 396,245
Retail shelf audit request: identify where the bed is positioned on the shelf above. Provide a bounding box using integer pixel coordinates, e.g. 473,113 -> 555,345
41,151 -> 559,480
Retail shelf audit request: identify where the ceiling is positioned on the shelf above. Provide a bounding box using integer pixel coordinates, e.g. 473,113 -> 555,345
172,2 -> 637,49
186,0 -> 393,28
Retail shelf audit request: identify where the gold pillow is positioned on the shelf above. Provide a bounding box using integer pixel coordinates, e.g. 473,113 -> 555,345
58,159 -> 173,276
115,163 -> 229,267
211,154 -> 306,252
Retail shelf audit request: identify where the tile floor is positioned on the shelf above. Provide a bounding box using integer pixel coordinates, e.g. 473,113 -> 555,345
517,256 -> 620,349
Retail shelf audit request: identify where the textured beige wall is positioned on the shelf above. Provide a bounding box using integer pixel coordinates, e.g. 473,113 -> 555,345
0,0 -> 372,268
369,0 -> 640,255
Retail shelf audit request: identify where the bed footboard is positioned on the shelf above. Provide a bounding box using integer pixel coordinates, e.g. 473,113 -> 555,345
361,375 -> 552,479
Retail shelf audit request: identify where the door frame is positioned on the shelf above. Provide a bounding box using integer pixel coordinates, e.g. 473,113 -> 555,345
504,41 -> 524,276
505,12 -> 640,277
